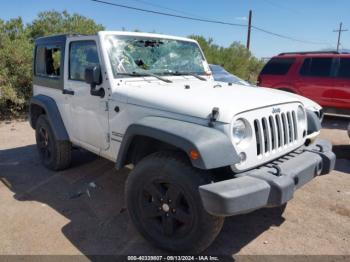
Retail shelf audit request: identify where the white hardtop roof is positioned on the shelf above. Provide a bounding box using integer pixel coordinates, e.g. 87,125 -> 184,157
97,31 -> 198,43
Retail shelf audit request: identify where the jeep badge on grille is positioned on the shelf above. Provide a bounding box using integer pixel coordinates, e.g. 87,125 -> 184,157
272,107 -> 281,114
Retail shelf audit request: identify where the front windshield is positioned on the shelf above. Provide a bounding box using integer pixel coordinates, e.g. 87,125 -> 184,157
105,35 -> 207,77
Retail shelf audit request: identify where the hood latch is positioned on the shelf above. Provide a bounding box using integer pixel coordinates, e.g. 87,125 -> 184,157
208,107 -> 219,127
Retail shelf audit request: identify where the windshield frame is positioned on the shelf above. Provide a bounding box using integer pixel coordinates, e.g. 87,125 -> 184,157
104,34 -> 208,79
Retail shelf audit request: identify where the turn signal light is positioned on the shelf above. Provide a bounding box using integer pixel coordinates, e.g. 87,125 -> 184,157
189,150 -> 200,160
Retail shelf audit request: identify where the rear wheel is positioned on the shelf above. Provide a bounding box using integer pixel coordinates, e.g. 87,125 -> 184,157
35,115 -> 72,171
125,152 -> 224,253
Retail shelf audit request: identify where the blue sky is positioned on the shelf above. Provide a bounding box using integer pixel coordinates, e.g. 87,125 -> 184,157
1,0 -> 349,58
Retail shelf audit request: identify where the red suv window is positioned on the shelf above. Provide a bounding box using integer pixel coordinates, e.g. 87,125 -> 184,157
260,58 -> 295,75
300,57 -> 333,77
338,58 -> 350,78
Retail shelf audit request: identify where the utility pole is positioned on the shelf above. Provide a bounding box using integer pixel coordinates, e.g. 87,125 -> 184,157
333,22 -> 348,52
246,10 -> 252,50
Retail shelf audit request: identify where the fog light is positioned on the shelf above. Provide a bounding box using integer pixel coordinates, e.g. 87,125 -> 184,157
239,152 -> 246,163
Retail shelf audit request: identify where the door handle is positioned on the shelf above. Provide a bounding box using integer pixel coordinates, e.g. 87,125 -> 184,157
62,89 -> 74,95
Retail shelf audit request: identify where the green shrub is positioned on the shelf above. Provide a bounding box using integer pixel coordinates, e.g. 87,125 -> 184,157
190,35 -> 265,83
0,18 -> 32,117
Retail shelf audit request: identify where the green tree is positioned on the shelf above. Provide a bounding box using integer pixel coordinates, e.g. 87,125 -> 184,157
28,10 -> 104,39
0,18 -> 32,116
190,35 -> 265,83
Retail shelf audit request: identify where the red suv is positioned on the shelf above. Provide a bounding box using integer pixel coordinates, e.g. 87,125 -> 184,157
258,51 -> 350,116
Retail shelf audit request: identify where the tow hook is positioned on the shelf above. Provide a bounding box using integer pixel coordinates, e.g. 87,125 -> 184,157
266,164 -> 283,177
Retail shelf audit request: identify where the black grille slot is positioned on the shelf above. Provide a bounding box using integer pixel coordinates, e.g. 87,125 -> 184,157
269,116 -> 276,150
254,120 -> 261,155
281,113 -> 288,145
287,112 -> 293,142
292,111 -> 298,140
275,115 -> 282,148
262,118 -> 269,153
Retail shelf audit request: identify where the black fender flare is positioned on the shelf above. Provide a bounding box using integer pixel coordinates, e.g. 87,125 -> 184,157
116,116 -> 240,170
29,94 -> 70,141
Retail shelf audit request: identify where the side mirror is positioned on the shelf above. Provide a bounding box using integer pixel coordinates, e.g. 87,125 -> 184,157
85,65 -> 104,98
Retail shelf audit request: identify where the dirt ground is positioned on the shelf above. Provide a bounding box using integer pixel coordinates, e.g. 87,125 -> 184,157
0,116 -> 349,257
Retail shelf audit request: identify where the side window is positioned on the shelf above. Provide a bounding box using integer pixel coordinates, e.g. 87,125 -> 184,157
337,58 -> 350,78
260,58 -> 295,75
299,58 -> 311,75
69,41 -> 99,81
300,57 -> 333,77
35,45 -> 61,77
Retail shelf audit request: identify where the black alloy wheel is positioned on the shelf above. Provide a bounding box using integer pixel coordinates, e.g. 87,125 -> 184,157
37,125 -> 53,165
139,179 -> 195,238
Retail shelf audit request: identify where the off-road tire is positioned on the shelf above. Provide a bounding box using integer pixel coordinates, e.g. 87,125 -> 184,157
35,115 -> 71,171
125,151 -> 224,253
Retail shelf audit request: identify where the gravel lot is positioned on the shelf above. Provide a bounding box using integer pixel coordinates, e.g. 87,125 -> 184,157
0,116 -> 349,256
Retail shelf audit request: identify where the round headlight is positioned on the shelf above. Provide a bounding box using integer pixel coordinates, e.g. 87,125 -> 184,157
232,119 -> 250,145
297,106 -> 306,128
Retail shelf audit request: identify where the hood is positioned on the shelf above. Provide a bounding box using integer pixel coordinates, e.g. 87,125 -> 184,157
262,87 -> 322,112
124,79 -> 302,123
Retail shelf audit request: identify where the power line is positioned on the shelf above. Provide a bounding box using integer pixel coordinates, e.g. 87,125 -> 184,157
89,0 -> 330,46
252,25 -> 331,45
90,0 -> 246,28
128,0 -> 210,20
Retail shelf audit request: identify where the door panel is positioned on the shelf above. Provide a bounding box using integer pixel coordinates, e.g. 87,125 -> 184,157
64,39 -> 109,152
296,57 -> 334,107
332,58 -> 350,109
297,76 -> 334,106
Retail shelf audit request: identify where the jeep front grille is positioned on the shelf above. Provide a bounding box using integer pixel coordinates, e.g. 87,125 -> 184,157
253,111 -> 298,156
232,103 -> 306,172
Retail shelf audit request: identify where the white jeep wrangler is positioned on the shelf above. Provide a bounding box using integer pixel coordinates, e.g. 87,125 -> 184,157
29,31 -> 336,253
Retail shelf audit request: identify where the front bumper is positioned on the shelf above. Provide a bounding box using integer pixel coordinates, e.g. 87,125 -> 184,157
199,139 -> 336,216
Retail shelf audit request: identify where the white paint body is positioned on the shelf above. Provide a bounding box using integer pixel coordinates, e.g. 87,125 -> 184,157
33,31 -> 322,171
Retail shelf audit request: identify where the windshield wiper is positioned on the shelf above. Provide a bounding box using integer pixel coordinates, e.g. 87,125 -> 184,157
163,71 -> 207,81
118,71 -> 172,83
